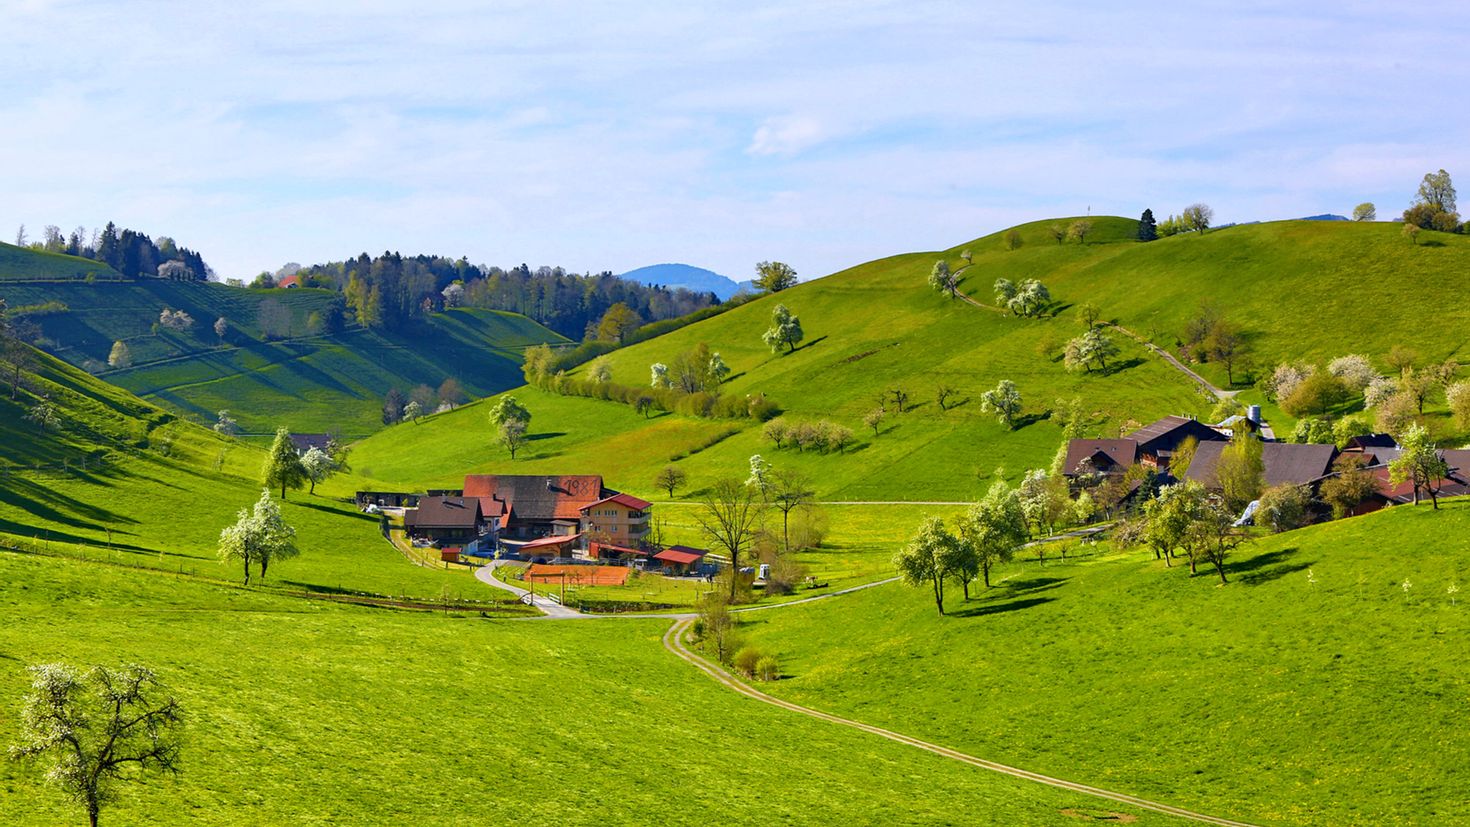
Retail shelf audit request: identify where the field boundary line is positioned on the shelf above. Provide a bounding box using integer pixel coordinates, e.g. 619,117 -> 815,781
661,618 -> 1262,827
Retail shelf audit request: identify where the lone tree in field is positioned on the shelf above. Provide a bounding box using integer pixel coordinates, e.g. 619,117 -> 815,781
219,488 -> 299,584
864,407 -> 885,436
958,479 -> 1028,592
499,418 -> 528,459
928,260 -> 958,298
1003,230 -> 1023,251
262,427 -> 305,499
893,516 -> 961,616
487,395 -> 531,431
10,662 -> 182,827
654,465 -> 687,498
213,410 -> 239,437
1353,202 -> 1376,222
693,478 -> 764,601
761,304 -> 804,354
753,260 -> 798,293
1068,218 -> 1093,244
1403,169 -> 1460,230
1183,203 -> 1214,234
980,379 -> 1023,429
1187,500 -> 1243,585
1063,327 -> 1119,373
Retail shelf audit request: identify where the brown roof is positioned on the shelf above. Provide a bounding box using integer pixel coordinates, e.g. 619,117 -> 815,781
1062,439 -> 1137,476
463,475 -> 605,522
1126,416 -> 1227,456
1185,441 -> 1339,489
406,496 -> 483,530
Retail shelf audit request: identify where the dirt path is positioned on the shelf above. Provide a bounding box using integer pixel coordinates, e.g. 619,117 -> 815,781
661,618 -> 1261,827
1106,324 -> 1234,400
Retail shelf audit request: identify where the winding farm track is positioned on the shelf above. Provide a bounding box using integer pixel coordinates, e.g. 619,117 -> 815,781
660,618 -> 1261,827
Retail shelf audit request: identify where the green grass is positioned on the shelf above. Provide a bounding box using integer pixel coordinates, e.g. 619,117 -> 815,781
0,240 -> 121,281
739,500 -> 1470,826
0,346 -> 510,604
1,274 -> 566,434
0,551 -> 1191,826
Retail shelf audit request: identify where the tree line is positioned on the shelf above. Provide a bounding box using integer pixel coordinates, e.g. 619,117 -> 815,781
14,221 -> 210,281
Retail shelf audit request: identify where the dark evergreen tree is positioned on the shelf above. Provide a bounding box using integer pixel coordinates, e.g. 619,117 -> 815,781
1137,208 -> 1158,242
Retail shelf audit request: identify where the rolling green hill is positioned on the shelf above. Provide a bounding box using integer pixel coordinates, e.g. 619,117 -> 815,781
0,269 -> 566,435
740,501 -> 1470,826
0,344 -> 499,603
0,240 -> 122,282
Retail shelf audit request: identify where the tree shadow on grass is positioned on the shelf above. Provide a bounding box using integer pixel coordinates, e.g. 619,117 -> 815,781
528,432 -> 567,441
1000,576 -> 1070,595
792,335 -> 828,353
1101,358 -> 1145,376
1013,411 -> 1050,430
951,596 -> 1054,618
1227,547 -> 1315,585
287,499 -> 379,522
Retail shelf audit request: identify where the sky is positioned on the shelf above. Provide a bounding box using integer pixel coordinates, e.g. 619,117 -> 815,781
2,0 -> 1468,282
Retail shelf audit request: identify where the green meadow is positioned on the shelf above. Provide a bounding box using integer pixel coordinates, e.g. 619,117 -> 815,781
0,552 -> 1190,826
740,501 -> 1470,826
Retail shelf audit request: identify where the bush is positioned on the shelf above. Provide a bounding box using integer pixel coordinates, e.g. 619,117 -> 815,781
732,646 -> 763,678
755,655 -> 780,682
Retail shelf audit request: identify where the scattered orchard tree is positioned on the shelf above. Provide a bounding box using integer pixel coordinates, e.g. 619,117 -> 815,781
928,260 -> 958,298
10,662 -> 183,827
488,395 -> 531,430
1063,328 -> 1119,373
1186,500 -> 1242,584
1076,302 -> 1102,329
1448,381 -> 1470,430
299,446 -> 339,494
709,352 -> 730,385
382,388 -> 405,424
980,379 -> 1023,429
761,304 -> 804,353
1047,223 -> 1066,244
403,400 -> 423,422
1003,230 -> 1023,251
1183,203 -> 1215,234
936,384 -> 957,411
437,377 -> 466,408
219,488 -> 298,583
499,418 -> 528,459
25,396 -> 60,431
1280,371 -> 1349,418
769,469 -> 815,554
754,261 -> 798,293
213,410 -> 239,436
654,465 -> 687,498
1143,480 -> 1207,567
1363,375 -> 1399,409
1326,354 -> 1377,393
893,516 -> 961,615
213,316 -> 228,341
958,479 -> 1028,591
262,427 -> 305,499
1402,222 -> 1421,245
1390,424 -> 1450,508
1352,202 -> 1376,222
107,341 -> 131,369
587,357 -> 612,384
1068,218 -> 1093,244
650,362 -> 671,389
693,478 -> 764,602
863,407 -> 885,436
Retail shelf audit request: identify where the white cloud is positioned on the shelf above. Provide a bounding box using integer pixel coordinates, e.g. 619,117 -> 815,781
747,115 -> 830,157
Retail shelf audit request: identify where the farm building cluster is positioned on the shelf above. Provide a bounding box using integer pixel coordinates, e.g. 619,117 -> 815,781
1063,412 -> 1470,521
359,474 -> 712,575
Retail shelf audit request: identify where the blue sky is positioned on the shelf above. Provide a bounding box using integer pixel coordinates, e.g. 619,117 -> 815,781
2,0 -> 1467,281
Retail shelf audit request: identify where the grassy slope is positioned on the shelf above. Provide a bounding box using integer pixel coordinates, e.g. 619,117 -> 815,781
944,217 -> 1470,381
0,240 -> 121,281
0,275 -> 567,435
0,347 -> 504,603
0,552 -> 1189,826
352,226 -> 1208,503
741,501 -> 1470,826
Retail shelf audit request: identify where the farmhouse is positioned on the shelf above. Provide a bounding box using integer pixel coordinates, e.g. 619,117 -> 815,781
579,492 -> 653,547
1062,414 -> 1229,479
653,545 -> 709,575
461,474 -> 609,540
1184,441 -> 1339,491
404,496 -> 486,547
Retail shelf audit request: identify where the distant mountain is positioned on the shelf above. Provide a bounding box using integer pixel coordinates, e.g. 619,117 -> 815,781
620,263 -> 753,300
1299,213 -> 1350,222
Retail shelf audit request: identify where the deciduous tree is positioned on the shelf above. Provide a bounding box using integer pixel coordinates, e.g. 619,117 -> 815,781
499,418 -> 528,459
10,662 -> 183,827
958,479 -> 1029,591
1390,424 -> 1450,508
654,465 -> 687,498
487,395 -> 531,430
1216,434 -> 1265,513
300,446 -> 338,494
928,260 -> 958,298
893,516 -> 961,615
1183,203 -> 1214,234
596,303 -> 641,344
753,261 -> 798,293
219,488 -> 298,583
1352,202 -> 1376,222
107,341 -> 131,369
980,379 -> 1023,428
761,304 -> 804,353
693,478 -> 764,601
